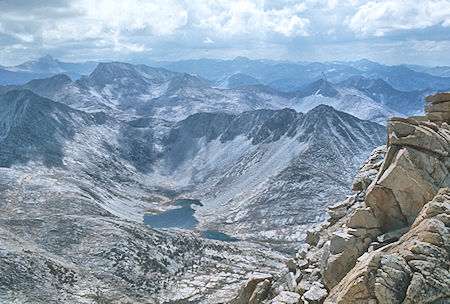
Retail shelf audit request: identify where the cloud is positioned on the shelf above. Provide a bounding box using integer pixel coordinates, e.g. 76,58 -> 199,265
0,0 -> 448,66
38,0 -> 189,48
195,1 -> 309,37
0,0 -> 309,58
347,0 -> 450,36
203,37 -> 214,44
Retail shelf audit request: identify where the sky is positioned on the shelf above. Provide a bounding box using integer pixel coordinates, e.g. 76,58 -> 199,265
0,0 -> 449,66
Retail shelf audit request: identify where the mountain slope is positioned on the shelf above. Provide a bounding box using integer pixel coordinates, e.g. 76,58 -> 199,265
4,62 -> 401,125
340,76 -> 432,115
0,164 -> 284,303
146,105 -> 386,252
214,73 -> 262,89
0,89 -> 386,252
0,86 -> 389,301
0,90 -> 93,167
244,104 -> 449,304
0,55 -> 96,85
0,89 -> 167,220
291,79 -> 402,124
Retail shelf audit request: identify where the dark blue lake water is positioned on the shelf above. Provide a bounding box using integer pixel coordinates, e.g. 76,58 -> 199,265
144,199 -> 238,242
144,199 -> 202,230
201,230 -> 239,242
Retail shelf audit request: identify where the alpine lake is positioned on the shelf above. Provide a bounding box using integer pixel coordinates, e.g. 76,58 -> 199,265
144,199 -> 238,242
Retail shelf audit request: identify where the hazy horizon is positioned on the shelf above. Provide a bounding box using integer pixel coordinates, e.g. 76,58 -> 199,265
0,0 -> 449,67
2,53 -> 450,69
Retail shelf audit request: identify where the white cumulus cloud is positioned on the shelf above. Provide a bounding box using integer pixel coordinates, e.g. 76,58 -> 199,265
194,0 -> 309,37
0,0 -> 448,65
347,0 -> 450,36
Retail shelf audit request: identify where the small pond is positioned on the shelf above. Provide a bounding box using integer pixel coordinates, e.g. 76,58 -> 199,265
201,230 -> 238,242
144,199 -> 238,242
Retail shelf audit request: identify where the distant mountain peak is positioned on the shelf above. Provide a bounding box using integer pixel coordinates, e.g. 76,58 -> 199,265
310,103 -> 336,112
30,73 -> 72,83
341,76 -> 396,93
357,58 -> 375,64
90,62 -> 133,74
304,104 -> 341,118
340,75 -> 373,88
217,73 -> 261,89
79,62 -> 143,87
14,54 -> 63,74
39,54 -> 56,62
85,62 -> 174,83
23,74 -> 73,94
233,56 -> 251,62
296,78 -> 340,98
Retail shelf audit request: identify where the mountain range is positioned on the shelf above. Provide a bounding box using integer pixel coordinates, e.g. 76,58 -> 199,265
0,87 -> 385,252
0,55 -> 97,85
0,57 -> 447,302
2,55 -> 449,93
1,61 -> 433,125
160,57 -> 450,92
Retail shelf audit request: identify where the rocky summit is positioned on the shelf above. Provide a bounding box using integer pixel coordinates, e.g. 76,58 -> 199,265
230,93 -> 449,303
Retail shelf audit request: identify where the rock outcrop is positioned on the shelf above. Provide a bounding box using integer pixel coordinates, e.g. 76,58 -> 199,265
231,274 -> 273,304
325,188 -> 450,304
365,116 -> 449,232
230,93 -> 449,304
425,92 -> 450,123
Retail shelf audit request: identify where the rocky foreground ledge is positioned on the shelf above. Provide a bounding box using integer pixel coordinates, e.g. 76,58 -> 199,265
231,94 -> 450,304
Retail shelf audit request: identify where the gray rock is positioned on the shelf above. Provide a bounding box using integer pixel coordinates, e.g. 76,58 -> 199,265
326,188 -> 450,304
297,259 -> 309,270
271,291 -> 301,304
295,280 -> 312,296
375,255 -> 412,304
287,259 -> 298,273
347,207 -> 381,229
231,273 -> 273,304
329,232 -> 357,255
376,226 -> 410,243
303,282 -> 328,304
328,206 -> 347,220
352,145 -> 386,191
306,227 -> 320,247
249,279 -> 271,304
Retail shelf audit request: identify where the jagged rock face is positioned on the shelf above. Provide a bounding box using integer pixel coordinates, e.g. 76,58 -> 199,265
325,188 -> 450,304
365,117 -> 449,231
322,232 -> 373,289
